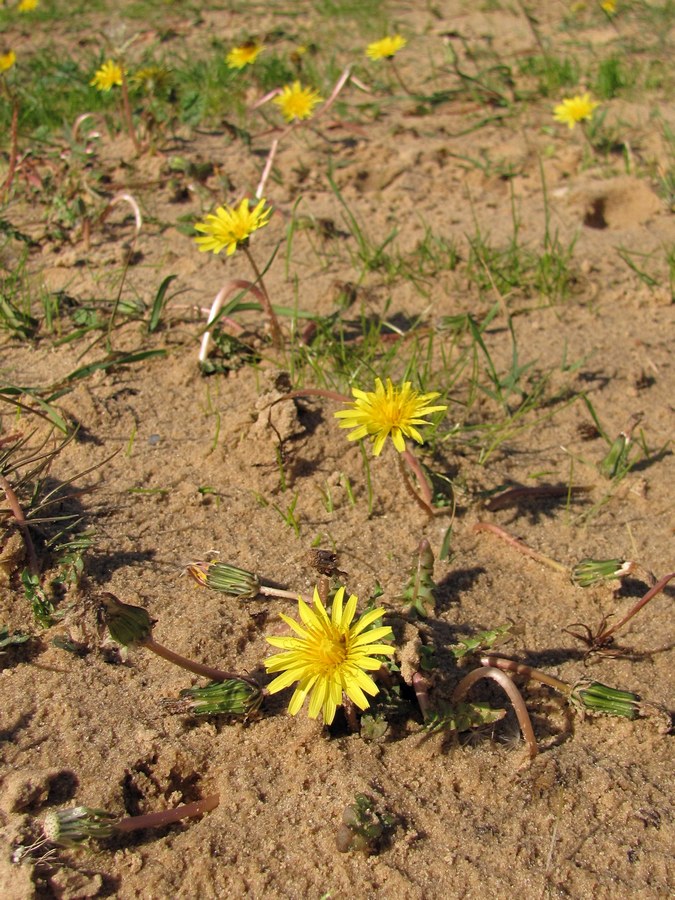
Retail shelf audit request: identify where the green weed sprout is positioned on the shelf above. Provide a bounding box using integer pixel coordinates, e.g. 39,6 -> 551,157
43,794 -> 219,847
185,559 -> 299,600
398,539 -> 437,617
335,794 -> 393,855
99,592 -> 259,687
598,413 -> 642,479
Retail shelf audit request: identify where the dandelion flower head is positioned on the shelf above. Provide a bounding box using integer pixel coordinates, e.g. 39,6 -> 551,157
265,586 -> 394,725
366,35 -> 407,61
0,50 -> 16,73
600,0 -> 616,12
18,0 -> 39,11
334,377 -> 447,456
273,81 -> 323,122
553,92 -> 599,129
226,41 -> 264,70
90,60 -> 124,92
194,197 -> 272,256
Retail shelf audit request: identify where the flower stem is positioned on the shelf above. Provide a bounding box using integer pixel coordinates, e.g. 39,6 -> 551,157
242,246 -> 284,348
390,59 -> 414,96
473,522 -> 568,574
452,666 -> 538,759
115,794 -> 219,833
397,449 -> 435,516
142,637 -> 256,686
594,571 -> 675,646
0,473 -> 39,575
119,69 -> 141,154
479,656 -> 572,695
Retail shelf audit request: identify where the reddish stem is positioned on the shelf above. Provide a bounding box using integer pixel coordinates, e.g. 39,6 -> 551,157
0,473 -> 39,575
412,672 -> 432,720
480,655 -> 571,695
115,794 -> 219,833
452,666 -> 538,759
399,448 -> 436,516
142,638 -> 257,686
595,571 -> 675,644
473,522 -> 568,574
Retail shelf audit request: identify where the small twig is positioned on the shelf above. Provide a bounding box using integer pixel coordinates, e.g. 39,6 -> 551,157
115,794 -> 219,833
0,473 -> 39,575
473,522 -> 568,575
452,666 -> 538,758
594,571 -> 675,646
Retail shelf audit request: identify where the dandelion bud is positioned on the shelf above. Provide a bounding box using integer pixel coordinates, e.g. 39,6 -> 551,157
99,592 -> 153,646
162,679 -> 263,717
571,558 -> 634,588
571,681 -> 640,719
185,561 -> 261,598
43,807 -> 118,847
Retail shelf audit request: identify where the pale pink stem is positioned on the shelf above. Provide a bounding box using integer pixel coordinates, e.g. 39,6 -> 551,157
71,113 -> 99,144
255,138 -> 279,199
473,522 -> 568,574
115,794 -> 219,833
0,473 -> 39,575
103,192 -> 143,235
480,656 -> 571,695
452,666 -> 538,759
596,571 -> 675,644
412,672 -> 432,719
199,279 -> 267,363
400,447 -> 435,515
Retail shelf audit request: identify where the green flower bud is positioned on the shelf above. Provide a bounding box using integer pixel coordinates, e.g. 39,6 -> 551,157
43,806 -> 118,847
99,592 -> 153,646
571,558 -> 634,588
571,681 -> 640,719
186,561 -> 261,598
162,678 -> 263,717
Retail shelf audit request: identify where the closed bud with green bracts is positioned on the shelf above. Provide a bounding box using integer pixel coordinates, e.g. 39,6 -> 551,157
186,561 -> 261,598
398,539 -> 436,618
99,593 -> 153,646
571,681 -> 640,719
571,558 -> 634,588
43,806 -> 118,847
162,678 -> 263,717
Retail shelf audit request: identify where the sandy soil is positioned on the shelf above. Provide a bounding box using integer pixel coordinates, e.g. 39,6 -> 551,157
1,2 -> 673,898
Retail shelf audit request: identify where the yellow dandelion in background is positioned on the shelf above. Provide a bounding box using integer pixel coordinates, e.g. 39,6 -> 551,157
265,587 -> 395,725
600,0 -> 616,12
273,81 -> 323,122
226,41 -> 264,69
90,60 -> 124,92
366,35 -> 407,61
194,197 -> 272,256
18,0 -> 39,11
553,92 -> 599,129
334,377 -> 447,456
0,50 -> 16,73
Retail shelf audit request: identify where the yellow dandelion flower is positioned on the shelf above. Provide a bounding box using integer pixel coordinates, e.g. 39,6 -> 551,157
18,0 -> 39,11
553,92 -> 599,129
273,81 -> 323,122
334,377 -> 447,456
194,197 -> 272,256
366,35 -> 407,61
265,586 -> 395,725
0,50 -> 16,74
226,41 -> 264,70
90,60 -> 124,92
600,0 -> 616,12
